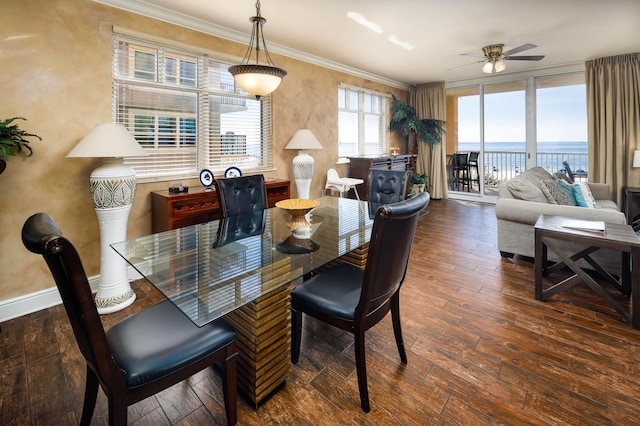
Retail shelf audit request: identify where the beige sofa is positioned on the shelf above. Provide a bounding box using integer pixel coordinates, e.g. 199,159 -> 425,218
495,167 -> 626,272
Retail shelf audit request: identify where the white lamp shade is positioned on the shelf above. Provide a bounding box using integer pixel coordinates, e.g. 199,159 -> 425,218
67,123 -> 148,158
633,150 -> 640,168
231,65 -> 285,98
285,129 -> 323,150
482,62 -> 494,74
495,60 -> 506,72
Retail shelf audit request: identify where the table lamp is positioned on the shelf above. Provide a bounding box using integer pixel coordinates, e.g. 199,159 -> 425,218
67,123 -> 148,314
285,129 -> 323,199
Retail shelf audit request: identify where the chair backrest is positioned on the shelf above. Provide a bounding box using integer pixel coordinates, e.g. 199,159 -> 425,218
214,174 -> 267,217
562,161 -> 575,182
468,151 -> 479,164
452,153 -> 468,169
368,169 -> 410,206
357,192 -> 430,322
327,168 -> 340,181
21,213 -> 123,383
214,210 -> 266,247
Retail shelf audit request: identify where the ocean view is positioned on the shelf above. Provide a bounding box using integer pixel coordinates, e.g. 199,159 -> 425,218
457,141 -> 588,180
458,141 -> 587,153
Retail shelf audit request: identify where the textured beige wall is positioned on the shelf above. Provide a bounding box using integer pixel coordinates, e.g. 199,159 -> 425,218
0,0 -> 407,302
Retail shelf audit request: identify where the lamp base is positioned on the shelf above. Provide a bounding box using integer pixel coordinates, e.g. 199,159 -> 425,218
90,159 -> 138,315
292,152 -> 314,199
95,288 -> 136,314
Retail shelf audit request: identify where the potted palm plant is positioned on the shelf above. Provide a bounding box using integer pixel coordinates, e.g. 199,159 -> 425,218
0,117 -> 42,174
389,95 -> 446,153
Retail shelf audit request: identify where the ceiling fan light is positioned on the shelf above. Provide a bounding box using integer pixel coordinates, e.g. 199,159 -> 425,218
495,59 -> 506,72
482,61 -> 494,74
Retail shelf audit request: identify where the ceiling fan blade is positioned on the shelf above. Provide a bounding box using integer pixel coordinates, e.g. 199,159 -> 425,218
503,55 -> 545,61
461,53 -> 486,59
448,60 -> 485,71
503,43 -> 536,56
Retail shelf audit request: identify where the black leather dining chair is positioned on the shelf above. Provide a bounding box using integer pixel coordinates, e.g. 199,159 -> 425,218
214,210 -> 266,248
214,174 -> 267,217
21,213 -> 238,426
290,192 -> 430,412
368,169 -> 411,204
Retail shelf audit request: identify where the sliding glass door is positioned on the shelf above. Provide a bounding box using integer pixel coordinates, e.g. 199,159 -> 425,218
446,69 -> 586,201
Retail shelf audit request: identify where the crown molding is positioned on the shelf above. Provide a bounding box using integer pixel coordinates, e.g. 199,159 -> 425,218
93,0 -> 409,90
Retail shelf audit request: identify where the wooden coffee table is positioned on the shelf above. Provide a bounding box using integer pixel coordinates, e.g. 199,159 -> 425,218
534,214 -> 640,328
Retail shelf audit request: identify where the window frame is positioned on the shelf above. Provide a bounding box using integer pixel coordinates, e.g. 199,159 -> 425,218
338,85 -> 389,160
112,32 -> 274,183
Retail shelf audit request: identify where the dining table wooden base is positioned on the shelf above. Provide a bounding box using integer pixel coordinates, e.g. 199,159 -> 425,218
224,261 -> 293,407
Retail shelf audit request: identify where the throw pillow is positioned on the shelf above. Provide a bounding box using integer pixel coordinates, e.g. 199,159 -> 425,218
555,179 -> 577,204
541,179 -> 576,206
506,174 -> 548,203
528,167 -> 554,182
573,182 -> 599,209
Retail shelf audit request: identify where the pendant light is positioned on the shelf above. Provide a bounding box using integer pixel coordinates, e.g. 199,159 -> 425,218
229,0 -> 287,99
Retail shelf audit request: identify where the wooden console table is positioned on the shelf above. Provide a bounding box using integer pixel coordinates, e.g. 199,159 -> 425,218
348,155 -> 414,200
151,178 -> 290,233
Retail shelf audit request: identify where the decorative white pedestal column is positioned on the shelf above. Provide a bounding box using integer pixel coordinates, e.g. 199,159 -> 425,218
90,158 -> 137,314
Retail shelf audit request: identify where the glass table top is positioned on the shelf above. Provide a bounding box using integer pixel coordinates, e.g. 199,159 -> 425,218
111,196 -> 374,326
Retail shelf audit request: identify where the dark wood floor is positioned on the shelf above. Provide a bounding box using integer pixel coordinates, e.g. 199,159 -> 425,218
3,199 -> 640,425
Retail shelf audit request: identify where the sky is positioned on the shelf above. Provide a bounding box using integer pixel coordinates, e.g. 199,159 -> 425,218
457,84 -> 588,143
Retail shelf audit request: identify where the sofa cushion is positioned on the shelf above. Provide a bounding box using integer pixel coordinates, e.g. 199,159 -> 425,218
541,179 -> 577,206
505,171 -> 549,203
573,182 -> 599,208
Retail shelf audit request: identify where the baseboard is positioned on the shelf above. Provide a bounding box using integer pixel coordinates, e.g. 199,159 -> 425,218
0,267 -> 143,323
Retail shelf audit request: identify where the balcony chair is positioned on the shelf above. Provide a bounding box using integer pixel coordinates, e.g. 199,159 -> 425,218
290,192 -> 431,412
21,213 -> 238,426
468,151 -> 480,188
323,168 -> 364,200
214,174 -> 267,217
451,153 -> 470,192
562,160 -> 588,182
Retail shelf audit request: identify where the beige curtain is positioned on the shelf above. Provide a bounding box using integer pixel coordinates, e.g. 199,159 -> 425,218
586,53 -> 640,205
410,82 -> 448,199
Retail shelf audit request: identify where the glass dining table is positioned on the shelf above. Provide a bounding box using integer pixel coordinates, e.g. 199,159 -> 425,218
111,196 -> 375,406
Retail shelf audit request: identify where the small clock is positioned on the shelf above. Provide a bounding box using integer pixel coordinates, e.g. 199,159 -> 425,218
224,166 -> 242,178
199,169 -> 214,189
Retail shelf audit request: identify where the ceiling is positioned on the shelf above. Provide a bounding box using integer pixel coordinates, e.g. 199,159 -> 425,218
100,0 -> 640,87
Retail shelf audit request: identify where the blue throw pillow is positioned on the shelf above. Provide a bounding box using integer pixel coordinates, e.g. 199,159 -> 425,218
572,182 -> 599,209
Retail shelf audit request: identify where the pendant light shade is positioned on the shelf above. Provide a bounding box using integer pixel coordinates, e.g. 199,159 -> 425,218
229,0 -> 287,99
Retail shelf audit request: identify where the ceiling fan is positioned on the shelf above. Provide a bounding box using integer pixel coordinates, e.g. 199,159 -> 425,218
451,43 -> 545,74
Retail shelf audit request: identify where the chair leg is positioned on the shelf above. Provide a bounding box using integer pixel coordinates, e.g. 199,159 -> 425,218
221,348 -> 238,426
108,396 -> 127,426
80,366 -> 99,426
291,307 -> 302,363
354,330 -> 370,413
391,294 -> 407,363
352,187 -> 360,201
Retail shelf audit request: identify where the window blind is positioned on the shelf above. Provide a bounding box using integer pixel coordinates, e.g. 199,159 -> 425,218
112,33 -> 273,181
338,86 -> 388,159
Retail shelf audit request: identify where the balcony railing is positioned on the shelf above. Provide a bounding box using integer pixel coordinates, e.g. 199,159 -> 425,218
479,151 -> 588,184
